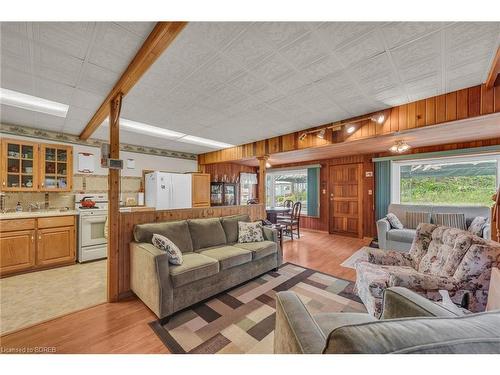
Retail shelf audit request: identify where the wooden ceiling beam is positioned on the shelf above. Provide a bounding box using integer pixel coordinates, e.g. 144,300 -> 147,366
485,47 -> 500,89
79,21 -> 187,140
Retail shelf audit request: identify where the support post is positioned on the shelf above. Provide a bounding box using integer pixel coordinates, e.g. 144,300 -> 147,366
257,156 -> 269,206
108,93 -> 122,302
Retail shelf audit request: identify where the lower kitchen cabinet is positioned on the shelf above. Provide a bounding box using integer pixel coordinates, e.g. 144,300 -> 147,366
36,226 -> 76,267
0,229 -> 36,274
0,215 -> 76,277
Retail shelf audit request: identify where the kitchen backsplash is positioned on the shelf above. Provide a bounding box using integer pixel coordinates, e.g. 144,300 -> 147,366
2,174 -> 142,210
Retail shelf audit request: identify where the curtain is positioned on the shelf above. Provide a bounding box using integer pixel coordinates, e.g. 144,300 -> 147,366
240,172 -> 257,185
307,167 -> 319,217
375,160 -> 391,220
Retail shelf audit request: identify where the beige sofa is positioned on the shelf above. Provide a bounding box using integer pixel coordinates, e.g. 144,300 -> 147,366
274,287 -> 500,354
130,214 -> 281,320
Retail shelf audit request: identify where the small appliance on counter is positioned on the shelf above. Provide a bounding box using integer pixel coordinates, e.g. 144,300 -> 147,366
145,171 -> 192,210
75,193 -> 108,263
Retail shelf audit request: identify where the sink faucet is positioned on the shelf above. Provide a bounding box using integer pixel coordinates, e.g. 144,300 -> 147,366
28,202 -> 41,212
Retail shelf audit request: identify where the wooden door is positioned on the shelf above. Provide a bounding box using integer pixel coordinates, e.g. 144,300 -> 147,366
1,138 -> 39,192
36,226 -> 75,267
0,229 -> 36,275
329,163 -> 363,238
191,173 -> 211,207
39,144 -> 73,192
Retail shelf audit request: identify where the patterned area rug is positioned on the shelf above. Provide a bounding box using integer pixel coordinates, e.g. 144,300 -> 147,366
149,263 -> 366,354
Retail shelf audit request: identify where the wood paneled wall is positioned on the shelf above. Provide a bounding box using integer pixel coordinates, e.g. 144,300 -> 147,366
272,155 -> 375,237
272,138 -> 500,238
198,84 -> 500,165
117,204 -> 266,296
202,162 -> 257,182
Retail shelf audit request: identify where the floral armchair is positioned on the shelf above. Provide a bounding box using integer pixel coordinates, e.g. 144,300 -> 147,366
355,223 -> 500,317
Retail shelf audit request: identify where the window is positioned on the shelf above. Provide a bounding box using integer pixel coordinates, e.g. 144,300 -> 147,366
391,154 -> 500,206
239,172 -> 257,204
266,166 -> 320,216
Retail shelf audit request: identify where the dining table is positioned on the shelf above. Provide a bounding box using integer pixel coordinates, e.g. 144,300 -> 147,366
265,206 -> 291,224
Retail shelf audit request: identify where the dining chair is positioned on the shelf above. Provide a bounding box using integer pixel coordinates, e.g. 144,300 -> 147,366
278,201 -> 302,240
277,199 -> 294,220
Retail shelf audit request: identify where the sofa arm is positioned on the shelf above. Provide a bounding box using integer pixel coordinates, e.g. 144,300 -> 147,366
274,291 -> 326,354
376,218 -> 391,250
130,242 -> 172,319
367,248 -> 414,267
388,270 -> 459,292
381,287 -> 459,319
263,226 -> 282,265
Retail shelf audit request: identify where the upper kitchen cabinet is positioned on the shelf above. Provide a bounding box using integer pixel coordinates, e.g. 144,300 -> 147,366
0,139 -> 73,193
39,144 -> 73,192
191,173 -> 211,208
1,139 -> 39,192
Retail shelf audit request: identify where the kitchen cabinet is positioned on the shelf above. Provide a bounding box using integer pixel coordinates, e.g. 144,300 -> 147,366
210,182 -> 239,206
0,215 -> 76,277
39,143 -> 73,192
0,229 -> 36,274
191,173 -> 211,208
1,138 -> 39,191
0,138 -> 72,193
36,226 -> 75,267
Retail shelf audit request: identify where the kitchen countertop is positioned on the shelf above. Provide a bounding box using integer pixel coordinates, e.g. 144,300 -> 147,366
0,209 -> 79,220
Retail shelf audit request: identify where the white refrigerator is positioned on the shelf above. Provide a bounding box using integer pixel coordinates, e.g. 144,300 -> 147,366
145,171 -> 192,210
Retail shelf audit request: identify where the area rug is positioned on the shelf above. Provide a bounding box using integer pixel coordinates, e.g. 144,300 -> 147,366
340,246 -> 372,270
149,263 -> 366,354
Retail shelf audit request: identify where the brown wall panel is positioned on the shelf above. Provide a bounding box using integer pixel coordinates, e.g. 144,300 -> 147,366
445,92 -> 457,122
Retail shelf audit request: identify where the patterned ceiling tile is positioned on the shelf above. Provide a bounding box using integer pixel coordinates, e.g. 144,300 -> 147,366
1,21 -> 498,154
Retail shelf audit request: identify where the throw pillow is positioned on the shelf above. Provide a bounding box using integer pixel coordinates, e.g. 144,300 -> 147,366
431,213 -> 466,230
468,216 -> 488,237
238,221 -> 264,243
405,211 -> 432,230
152,233 -> 183,265
386,213 -> 403,229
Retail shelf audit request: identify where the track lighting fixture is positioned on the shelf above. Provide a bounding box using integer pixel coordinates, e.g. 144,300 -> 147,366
346,125 -> 356,134
299,133 -> 307,141
317,129 -> 326,139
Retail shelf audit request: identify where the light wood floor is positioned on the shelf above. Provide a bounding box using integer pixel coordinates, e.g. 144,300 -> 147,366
0,230 -> 369,354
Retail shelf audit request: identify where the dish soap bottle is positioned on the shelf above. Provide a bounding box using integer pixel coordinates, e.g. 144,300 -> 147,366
16,202 -> 23,212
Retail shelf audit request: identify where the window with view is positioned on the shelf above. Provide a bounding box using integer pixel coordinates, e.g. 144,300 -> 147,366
266,167 -> 320,216
391,154 -> 500,206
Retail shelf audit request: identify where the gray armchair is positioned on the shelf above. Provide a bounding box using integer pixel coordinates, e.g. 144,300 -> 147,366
274,287 -> 500,354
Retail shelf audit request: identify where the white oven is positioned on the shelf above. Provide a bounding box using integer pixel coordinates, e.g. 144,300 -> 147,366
80,213 -> 107,247
75,193 -> 108,263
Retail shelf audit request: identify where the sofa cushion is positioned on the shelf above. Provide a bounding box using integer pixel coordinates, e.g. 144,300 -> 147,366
188,218 -> 227,250
387,228 -> 416,243
152,233 -> 183,265
134,220 -> 193,253
169,253 -> 219,287
386,213 -> 403,229
234,241 -> 277,260
238,221 -> 264,243
199,246 -> 252,270
468,216 -> 488,237
405,211 -> 431,229
220,214 -> 251,243
432,213 -> 467,230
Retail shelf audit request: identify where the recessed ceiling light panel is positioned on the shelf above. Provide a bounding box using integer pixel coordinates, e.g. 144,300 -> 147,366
178,135 -> 234,149
0,88 -> 69,118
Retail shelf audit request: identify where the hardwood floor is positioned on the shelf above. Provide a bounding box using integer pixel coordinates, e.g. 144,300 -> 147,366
0,229 -> 369,354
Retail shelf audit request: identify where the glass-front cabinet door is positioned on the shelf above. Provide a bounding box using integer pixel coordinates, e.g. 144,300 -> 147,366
40,144 -> 72,191
1,139 -> 38,191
